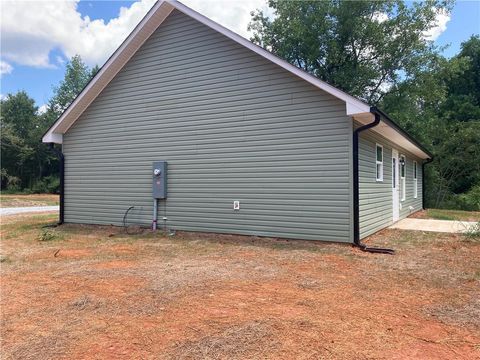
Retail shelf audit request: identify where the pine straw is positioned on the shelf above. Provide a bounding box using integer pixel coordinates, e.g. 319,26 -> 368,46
166,320 -> 279,360
2,215 -> 480,359
426,297 -> 480,330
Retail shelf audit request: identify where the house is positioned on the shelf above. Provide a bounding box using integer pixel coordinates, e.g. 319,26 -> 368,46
42,0 -> 433,252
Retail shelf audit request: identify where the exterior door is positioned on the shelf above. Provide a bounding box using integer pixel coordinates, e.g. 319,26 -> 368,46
392,149 -> 400,222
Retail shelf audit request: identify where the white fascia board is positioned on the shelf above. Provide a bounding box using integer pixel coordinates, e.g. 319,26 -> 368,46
42,132 -> 63,144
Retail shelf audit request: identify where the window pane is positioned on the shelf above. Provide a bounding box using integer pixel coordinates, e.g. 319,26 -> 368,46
414,162 -> 417,179
376,163 -> 382,180
401,157 -> 405,178
376,145 -> 383,162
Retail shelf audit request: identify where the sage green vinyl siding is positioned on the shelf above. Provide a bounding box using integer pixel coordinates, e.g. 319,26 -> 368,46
63,10 -> 353,242
358,128 -> 423,238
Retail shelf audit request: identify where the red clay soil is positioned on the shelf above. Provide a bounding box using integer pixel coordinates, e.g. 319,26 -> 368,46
1,215 -> 479,359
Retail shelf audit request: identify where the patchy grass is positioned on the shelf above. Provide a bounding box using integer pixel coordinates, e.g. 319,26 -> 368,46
412,208 -> 480,222
463,221 -> 480,240
1,213 -> 479,359
0,193 -> 59,208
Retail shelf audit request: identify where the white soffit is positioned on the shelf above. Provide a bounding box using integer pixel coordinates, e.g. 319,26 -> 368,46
42,0 -> 370,144
355,114 -> 430,159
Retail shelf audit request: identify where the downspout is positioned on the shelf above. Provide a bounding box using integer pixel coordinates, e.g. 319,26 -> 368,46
47,143 -> 64,225
422,158 -> 434,210
353,108 -> 394,254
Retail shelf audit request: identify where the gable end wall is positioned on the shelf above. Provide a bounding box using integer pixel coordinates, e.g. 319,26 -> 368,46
62,10 -> 354,242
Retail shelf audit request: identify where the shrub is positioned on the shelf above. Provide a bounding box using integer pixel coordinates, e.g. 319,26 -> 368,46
436,184 -> 480,211
38,228 -> 58,242
32,175 -> 60,194
449,184 -> 480,211
0,168 -> 21,191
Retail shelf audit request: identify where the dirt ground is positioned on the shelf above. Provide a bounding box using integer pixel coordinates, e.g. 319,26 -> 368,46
1,213 -> 479,359
0,194 -> 59,208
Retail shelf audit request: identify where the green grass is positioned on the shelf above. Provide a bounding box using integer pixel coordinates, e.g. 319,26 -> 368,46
0,194 -> 59,207
426,209 -> 480,222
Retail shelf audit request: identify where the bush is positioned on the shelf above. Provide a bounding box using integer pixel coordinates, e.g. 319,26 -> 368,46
38,228 -> 59,242
32,175 -> 60,194
0,168 -> 21,191
448,184 -> 480,211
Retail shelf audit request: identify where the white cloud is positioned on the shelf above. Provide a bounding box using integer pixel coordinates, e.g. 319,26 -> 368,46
37,104 -> 48,115
371,8 -> 450,42
0,0 -> 157,68
424,9 -> 451,41
0,60 -> 13,76
182,0 -> 268,38
372,12 -> 388,23
56,55 -> 66,66
0,0 -> 453,72
0,0 -> 268,70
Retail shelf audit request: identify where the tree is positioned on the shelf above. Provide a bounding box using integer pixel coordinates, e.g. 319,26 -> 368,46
0,55 -> 97,192
249,0 -> 453,104
47,55 -> 92,117
90,64 -> 100,78
0,92 -> 39,189
0,91 -> 38,139
381,36 -> 480,208
443,35 -> 480,122
250,0 -> 478,210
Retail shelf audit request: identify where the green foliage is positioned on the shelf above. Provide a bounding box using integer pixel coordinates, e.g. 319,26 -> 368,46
32,175 -> 60,194
249,0 -> 453,103
0,91 -> 38,138
0,169 -> 21,191
0,55 -> 95,193
251,1 -> 477,211
38,228 -> 60,242
445,184 -> 480,211
382,36 -> 480,209
0,91 -> 49,190
47,55 -> 92,117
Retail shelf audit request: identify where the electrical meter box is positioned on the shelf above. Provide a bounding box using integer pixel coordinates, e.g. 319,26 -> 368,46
152,161 -> 167,199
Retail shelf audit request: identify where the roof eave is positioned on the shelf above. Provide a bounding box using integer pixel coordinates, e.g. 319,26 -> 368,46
370,107 -> 433,159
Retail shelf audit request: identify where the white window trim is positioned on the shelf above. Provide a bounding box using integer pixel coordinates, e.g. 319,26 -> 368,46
413,161 -> 418,199
375,143 -> 384,182
400,155 -> 406,201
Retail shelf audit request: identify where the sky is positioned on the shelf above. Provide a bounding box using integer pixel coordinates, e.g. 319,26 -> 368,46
1,0 -> 479,111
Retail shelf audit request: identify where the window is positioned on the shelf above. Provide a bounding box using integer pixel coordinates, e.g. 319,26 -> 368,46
392,158 -> 396,189
400,155 -> 406,201
375,144 -> 383,181
413,161 -> 418,198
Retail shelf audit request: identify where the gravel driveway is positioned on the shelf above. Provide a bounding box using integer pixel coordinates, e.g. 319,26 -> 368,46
0,206 -> 59,216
